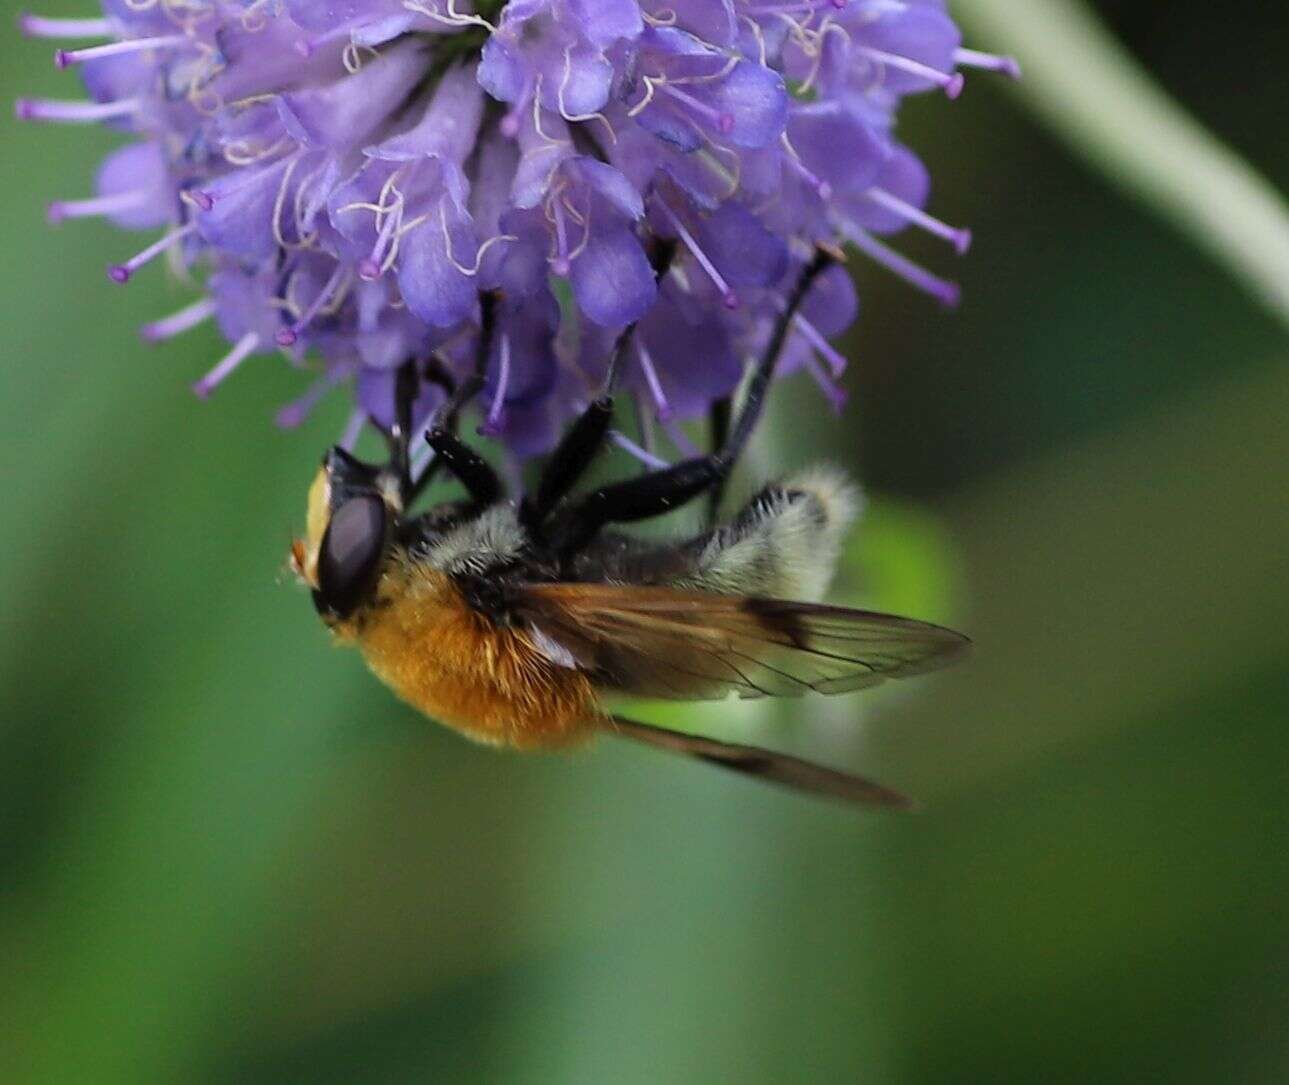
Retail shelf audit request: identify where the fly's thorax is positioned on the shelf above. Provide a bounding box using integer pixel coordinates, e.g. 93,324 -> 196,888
346,550 -> 598,748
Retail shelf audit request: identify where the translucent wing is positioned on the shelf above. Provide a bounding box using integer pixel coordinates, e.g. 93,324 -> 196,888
514,584 -> 969,701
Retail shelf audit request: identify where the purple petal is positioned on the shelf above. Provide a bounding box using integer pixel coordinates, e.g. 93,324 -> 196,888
710,60 -> 788,149
570,225 -> 656,327
366,63 -> 484,163
540,42 -> 613,118
277,41 -> 427,151
695,202 -> 788,288
95,142 -> 170,230
195,157 -> 294,261
653,0 -> 737,48
477,35 -> 528,104
564,0 -> 642,50
848,145 -> 930,234
358,364 -> 446,430
397,214 -> 479,329
572,159 -> 643,220
209,268 -> 283,346
800,264 -> 859,337
861,7 -> 962,94
788,102 -> 888,195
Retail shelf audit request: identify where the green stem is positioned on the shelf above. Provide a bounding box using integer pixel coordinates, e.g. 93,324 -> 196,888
957,0 -> 1289,330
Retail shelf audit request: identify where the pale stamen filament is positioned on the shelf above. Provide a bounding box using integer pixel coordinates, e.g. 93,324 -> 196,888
478,333 -> 511,436
19,14 -> 112,39
193,331 -> 259,399
626,75 -> 658,118
739,15 -> 769,67
659,202 -> 739,310
239,0 -> 274,32
343,408 -> 370,453
223,136 -> 291,167
108,222 -> 195,283
557,46 -> 617,144
865,187 -> 972,253
402,0 -> 495,34
641,8 -> 677,28
47,188 -> 148,224
859,47 -> 964,98
272,154 -> 306,249
15,96 -> 140,123
530,77 -> 570,148
140,297 -> 217,343
55,34 -> 187,68
635,340 -> 673,421
697,139 -> 741,200
793,313 -> 847,377
609,429 -> 671,470
662,54 -> 739,88
438,208 -> 517,277
838,221 -> 960,307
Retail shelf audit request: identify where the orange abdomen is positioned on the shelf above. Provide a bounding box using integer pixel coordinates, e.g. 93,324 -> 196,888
346,562 -> 599,749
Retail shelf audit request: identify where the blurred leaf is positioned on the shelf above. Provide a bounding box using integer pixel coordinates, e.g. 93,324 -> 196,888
958,0 -> 1289,329
838,497 -> 965,625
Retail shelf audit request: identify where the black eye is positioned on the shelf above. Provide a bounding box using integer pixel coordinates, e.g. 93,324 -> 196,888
316,495 -> 387,618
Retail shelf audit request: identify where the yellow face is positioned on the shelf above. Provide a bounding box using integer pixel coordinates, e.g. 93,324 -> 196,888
289,467 -> 331,590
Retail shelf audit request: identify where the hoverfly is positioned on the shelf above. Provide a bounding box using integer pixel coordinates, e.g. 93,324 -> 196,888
290,250 -> 968,807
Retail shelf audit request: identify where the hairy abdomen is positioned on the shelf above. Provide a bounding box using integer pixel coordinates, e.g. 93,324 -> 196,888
346,563 -> 598,749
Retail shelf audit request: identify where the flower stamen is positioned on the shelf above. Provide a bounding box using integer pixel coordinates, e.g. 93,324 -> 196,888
478,332 -> 510,436
108,223 -> 195,284
192,330 -> 259,398
276,263 -> 349,346
659,202 -> 740,310
793,314 -> 847,377
140,297 -> 217,342
954,48 -> 1021,81
840,223 -> 961,308
609,429 -> 671,470
858,47 -> 964,99
54,34 -> 187,69
276,364 -> 348,428
636,339 -> 673,422
15,96 -> 139,123
865,188 -> 972,254
19,13 -> 112,39
48,188 -> 148,224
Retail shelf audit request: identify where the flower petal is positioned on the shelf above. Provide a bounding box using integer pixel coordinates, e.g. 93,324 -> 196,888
570,225 -> 656,327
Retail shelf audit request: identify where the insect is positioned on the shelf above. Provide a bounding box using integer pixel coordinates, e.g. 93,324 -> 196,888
290,250 -> 969,807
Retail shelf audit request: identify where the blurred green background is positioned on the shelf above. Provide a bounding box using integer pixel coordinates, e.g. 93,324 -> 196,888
3,1 -> 1287,1082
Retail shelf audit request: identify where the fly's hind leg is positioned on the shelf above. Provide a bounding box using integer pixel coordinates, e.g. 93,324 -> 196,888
680,467 -> 860,601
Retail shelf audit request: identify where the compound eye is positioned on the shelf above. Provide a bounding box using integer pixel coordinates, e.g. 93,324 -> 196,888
317,495 -> 387,618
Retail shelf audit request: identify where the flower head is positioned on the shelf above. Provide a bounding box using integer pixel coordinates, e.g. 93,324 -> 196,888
17,0 -> 1016,462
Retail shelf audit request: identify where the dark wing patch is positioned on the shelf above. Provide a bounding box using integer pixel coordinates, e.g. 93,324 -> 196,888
513,584 -> 969,701
607,715 -> 913,809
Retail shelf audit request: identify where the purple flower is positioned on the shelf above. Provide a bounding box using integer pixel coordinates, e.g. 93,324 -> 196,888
17,0 -> 1016,462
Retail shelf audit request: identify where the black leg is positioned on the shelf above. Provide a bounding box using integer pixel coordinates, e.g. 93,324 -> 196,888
521,238 -> 680,535
522,278 -> 676,529
548,247 -> 835,557
425,427 -> 502,509
705,395 -> 732,525
421,354 -> 457,399
417,291 -> 500,492
722,246 -> 833,459
522,395 -> 615,530
389,359 -> 418,499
